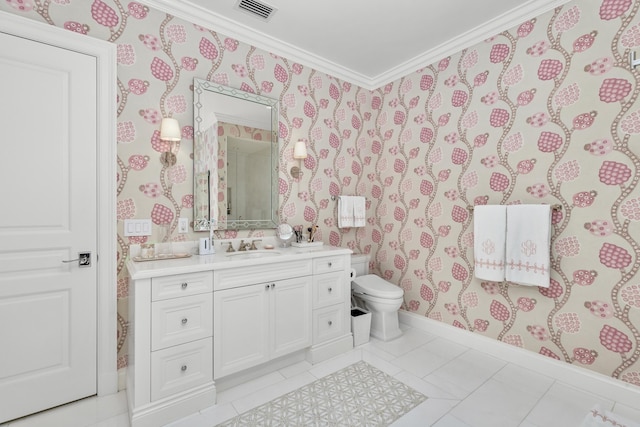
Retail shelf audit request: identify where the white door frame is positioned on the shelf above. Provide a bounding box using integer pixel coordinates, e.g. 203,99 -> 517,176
0,11 -> 118,396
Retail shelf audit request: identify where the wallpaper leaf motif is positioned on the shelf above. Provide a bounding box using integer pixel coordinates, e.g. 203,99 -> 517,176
3,0 -> 640,386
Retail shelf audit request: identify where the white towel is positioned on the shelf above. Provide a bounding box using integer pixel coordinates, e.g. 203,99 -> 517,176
473,205 -> 507,282
338,196 -> 354,228
353,196 -> 366,227
505,205 -> 552,287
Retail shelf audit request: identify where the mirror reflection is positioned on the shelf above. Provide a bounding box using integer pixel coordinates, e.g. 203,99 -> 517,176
193,79 -> 279,231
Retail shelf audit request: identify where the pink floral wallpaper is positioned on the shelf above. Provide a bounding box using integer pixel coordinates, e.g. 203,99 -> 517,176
2,0 -> 640,387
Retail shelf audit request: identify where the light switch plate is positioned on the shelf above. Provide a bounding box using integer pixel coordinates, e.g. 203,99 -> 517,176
178,217 -> 189,233
124,219 -> 152,236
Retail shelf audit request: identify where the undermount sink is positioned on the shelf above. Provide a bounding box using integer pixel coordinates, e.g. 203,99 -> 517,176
225,250 -> 282,259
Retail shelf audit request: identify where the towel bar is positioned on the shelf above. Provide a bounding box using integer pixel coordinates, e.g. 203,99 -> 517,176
331,195 -> 368,201
467,204 -> 562,212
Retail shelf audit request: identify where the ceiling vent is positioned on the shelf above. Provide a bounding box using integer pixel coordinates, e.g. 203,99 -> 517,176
236,0 -> 276,21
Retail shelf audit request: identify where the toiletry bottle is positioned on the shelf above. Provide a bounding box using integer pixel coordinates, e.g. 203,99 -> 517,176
209,219 -> 216,254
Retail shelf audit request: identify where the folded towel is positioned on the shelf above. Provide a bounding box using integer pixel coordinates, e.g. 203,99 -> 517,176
338,196 -> 354,228
473,205 -> 507,282
581,404 -> 640,427
353,196 -> 366,227
506,205 -> 552,287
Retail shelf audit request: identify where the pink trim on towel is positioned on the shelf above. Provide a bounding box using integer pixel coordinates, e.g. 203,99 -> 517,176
506,259 -> 549,275
474,257 -> 504,270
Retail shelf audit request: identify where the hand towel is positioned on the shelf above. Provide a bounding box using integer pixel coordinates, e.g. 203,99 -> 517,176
506,204 -> 552,287
473,205 -> 507,282
353,196 -> 366,227
338,196 -> 354,228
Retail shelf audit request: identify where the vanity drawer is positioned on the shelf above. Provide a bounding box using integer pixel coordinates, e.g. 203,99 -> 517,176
214,259 -> 312,291
151,293 -> 213,351
313,272 -> 345,309
151,337 -> 213,401
151,271 -> 213,301
312,304 -> 347,344
313,256 -> 347,275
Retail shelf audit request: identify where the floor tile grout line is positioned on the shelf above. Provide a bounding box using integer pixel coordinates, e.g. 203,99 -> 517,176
518,378 -> 558,426
426,354 -> 518,425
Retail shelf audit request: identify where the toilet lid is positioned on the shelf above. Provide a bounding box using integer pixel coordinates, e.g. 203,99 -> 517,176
352,274 -> 403,298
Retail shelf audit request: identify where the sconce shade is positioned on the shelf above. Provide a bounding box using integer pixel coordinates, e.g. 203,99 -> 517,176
160,118 -> 181,141
293,140 -> 308,159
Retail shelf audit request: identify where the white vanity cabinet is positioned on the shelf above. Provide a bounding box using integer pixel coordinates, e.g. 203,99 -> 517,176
213,275 -> 312,379
126,246 -> 351,425
212,259 -> 313,379
127,270 -> 215,427
307,254 -> 353,363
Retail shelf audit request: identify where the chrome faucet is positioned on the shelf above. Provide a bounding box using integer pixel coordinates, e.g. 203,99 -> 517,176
250,239 -> 262,250
238,240 -> 251,251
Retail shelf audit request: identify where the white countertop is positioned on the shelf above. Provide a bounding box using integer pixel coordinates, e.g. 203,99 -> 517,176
126,244 -> 353,280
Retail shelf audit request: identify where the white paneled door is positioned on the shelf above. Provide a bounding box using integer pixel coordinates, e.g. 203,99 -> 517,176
0,31 -> 98,423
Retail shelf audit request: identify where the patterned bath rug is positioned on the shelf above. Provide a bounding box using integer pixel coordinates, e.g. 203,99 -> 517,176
216,360 -> 427,426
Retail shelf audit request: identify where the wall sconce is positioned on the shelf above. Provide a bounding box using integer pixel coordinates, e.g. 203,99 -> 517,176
290,139 -> 308,179
159,117 -> 181,167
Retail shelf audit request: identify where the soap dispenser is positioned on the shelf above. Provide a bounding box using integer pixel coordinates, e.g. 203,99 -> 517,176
198,219 -> 216,255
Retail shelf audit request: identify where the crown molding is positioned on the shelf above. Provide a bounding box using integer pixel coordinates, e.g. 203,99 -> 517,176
369,0 -> 572,89
141,0 -> 571,91
140,0 -> 373,87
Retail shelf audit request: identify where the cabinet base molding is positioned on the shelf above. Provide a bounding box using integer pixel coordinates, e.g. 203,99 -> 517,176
128,383 -> 215,427
306,334 -> 353,365
216,351 -> 306,392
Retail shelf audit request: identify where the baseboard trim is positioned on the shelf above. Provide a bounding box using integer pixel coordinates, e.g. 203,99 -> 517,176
399,311 -> 640,408
128,383 -> 215,427
118,367 -> 127,392
307,334 -> 354,365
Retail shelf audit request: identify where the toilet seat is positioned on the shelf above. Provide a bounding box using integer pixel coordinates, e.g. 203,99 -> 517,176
352,274 -> 403,299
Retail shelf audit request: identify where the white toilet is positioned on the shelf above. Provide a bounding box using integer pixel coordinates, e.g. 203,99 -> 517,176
351,254 -> 404,341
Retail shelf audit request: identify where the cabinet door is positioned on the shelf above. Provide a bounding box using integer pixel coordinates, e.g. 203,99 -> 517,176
214,284 -> 269,379
270,276 -> 312,359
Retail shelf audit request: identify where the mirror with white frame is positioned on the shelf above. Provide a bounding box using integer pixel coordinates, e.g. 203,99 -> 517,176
193,78 -> 279,231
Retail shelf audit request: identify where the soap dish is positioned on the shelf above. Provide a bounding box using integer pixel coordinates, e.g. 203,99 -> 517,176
292,241 -> 323,248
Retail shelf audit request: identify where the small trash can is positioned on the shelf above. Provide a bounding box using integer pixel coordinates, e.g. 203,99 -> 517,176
351,307 -> 372,346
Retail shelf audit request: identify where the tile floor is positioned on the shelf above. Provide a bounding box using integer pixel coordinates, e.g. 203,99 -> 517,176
4,325 -> 640,427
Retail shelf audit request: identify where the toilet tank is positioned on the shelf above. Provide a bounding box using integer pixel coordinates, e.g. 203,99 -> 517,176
351,254 -> 370,277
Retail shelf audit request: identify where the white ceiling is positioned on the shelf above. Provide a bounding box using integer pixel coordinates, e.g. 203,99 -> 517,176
143,0 -> 570,90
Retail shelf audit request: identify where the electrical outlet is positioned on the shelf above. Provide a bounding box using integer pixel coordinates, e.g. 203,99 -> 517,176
178,217 -> 189,233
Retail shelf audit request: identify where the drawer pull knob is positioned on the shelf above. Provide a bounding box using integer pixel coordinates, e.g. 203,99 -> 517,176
328,287 -> 333,292
181,365 -> 188,372
328,262 -> 332,267
328,320 -> 333,326
271,283 -> 275,289
265,284 -> 270,290
181,282 -> 188,290
181,318 -> 188,325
